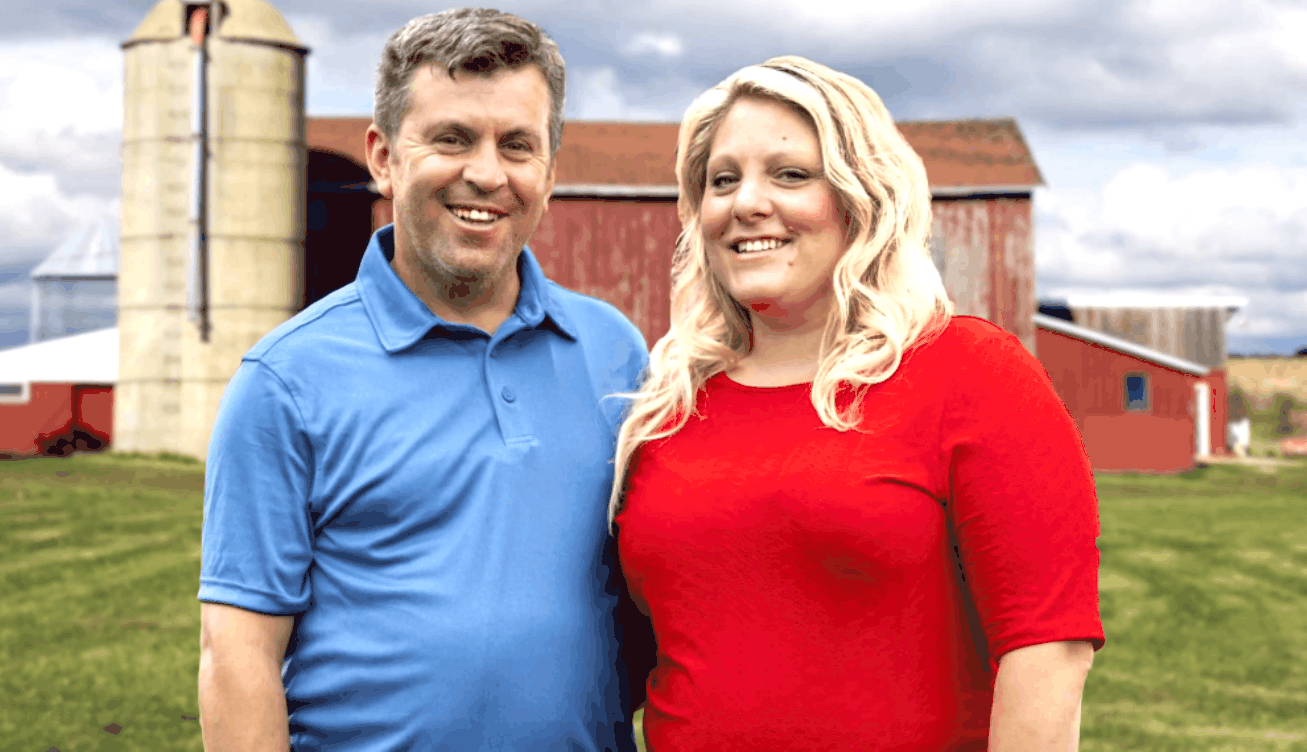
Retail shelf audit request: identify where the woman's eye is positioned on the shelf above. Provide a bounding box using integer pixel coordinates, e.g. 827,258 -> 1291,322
778,169 -> 809,181
710,173 -> 737,189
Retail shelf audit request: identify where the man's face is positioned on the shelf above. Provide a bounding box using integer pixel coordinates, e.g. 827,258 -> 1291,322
373,64 -> 556,290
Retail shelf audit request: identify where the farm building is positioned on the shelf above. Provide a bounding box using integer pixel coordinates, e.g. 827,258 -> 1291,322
0,328 -> 117,457
306,117 -> 1043,350
111,0 -> 1049,460
28,212 -> 119,344
1035,312 -> 1227,472
1049,292 -> 1247,369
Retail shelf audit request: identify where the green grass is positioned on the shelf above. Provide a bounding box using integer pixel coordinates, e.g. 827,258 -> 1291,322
1085,462 -> 1307,750
1,452 -> 205,751
2,453 -> 1305,750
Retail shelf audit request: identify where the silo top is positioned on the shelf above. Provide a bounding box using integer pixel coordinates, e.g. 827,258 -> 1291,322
30,213 -> 119,281
124,0 -> 307,51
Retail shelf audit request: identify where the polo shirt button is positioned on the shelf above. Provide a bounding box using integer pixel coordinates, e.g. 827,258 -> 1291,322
501,386 -> 516,403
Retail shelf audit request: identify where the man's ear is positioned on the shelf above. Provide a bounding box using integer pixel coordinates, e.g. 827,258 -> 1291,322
365,123 -> 395,200
543,156 -> 557,213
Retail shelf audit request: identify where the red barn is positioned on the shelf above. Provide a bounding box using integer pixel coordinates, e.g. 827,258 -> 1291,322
1035,313 -> 1225,473
305,118 -> 1043,349
0,327 -> 117,457
3,117 -> 1047,457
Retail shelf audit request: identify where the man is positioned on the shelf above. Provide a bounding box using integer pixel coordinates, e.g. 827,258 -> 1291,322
197,9 -> 650,750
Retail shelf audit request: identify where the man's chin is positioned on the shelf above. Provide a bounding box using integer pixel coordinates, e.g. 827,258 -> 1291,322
418,246 -> 519,286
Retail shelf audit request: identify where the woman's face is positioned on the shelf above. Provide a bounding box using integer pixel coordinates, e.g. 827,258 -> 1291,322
700,95 -> 848,323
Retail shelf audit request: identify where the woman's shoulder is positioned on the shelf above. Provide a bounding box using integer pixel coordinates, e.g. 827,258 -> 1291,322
908,315 -> 1026,366
933,315 -> 1017,348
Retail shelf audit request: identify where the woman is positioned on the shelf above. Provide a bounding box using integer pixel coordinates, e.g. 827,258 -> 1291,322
611,56 -> 1104,751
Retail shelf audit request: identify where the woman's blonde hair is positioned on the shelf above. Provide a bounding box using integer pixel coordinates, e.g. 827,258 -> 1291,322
608,55 -> 953,525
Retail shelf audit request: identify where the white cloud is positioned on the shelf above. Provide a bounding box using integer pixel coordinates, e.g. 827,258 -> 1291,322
0,37 -> 122,168
284,13 -> 388,115
0,35 -> 122,275
0,161 -> 111,262
1040,161 -> 1307,282
1037,157 -> 1307,346
566,65 -> 696,122
626,31 -> 684,59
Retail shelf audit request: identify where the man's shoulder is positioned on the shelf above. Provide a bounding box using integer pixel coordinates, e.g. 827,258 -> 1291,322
244,284 -> 370,368
544,281 -> 647,350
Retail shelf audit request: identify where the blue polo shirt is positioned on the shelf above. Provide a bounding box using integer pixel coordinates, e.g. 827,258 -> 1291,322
199,226 -> 648,751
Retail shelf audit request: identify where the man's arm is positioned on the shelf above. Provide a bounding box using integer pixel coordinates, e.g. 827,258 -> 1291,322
199,602 -> 296,751
989,640 -> 1095,751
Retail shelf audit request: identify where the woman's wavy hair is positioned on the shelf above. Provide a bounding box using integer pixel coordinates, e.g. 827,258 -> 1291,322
608,55 -> 953,525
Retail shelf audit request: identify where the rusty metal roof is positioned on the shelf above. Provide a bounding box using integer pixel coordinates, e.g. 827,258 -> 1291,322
897,118 -> 1043,190
307,116 -> 1042,192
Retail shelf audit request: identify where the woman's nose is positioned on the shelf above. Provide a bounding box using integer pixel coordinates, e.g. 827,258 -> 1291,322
732,175 -> 772,222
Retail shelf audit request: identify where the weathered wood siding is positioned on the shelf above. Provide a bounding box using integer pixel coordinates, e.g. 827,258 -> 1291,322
528,198 -> 679,347
1071,306 -> 1229,368
932,196 -> 1035,352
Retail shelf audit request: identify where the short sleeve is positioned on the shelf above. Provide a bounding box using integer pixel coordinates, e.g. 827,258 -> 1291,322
199,358 -> 315,615
940,326 -> 1105,668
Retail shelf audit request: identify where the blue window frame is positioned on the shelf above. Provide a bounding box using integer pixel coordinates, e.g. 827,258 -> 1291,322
1124,372 -> 1149,411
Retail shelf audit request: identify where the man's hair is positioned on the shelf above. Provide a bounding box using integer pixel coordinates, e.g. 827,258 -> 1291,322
374,8 -> 566,155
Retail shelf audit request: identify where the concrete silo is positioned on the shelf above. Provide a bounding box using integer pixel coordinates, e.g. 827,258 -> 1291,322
117,0 -> 308,457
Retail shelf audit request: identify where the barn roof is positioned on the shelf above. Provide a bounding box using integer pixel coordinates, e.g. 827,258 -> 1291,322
1061,292 -> 1248,311
30,213 -> 119,281
306,117 -> 1042,196
1034,313 -> 1210,376
0,327 -> 118,385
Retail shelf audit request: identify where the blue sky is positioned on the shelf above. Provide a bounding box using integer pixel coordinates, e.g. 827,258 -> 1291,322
1,0 -> 1305,353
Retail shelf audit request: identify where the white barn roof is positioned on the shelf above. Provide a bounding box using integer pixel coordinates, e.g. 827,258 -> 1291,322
30,213 -> 119,280
0,327 -> 118,384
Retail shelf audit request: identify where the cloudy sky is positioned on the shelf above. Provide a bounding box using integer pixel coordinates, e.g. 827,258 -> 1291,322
2,0 -> 1305,353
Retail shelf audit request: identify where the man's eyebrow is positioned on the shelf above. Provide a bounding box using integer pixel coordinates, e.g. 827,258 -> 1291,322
422,120 -> 475,139
499,127 -> 543,145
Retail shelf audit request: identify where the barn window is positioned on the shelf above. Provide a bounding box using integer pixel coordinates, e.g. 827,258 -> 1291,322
0,383 -> 28,404
1124,373 -> 1149,411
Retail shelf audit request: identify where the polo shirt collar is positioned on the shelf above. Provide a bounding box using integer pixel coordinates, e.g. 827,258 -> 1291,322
356,225 -> 578,353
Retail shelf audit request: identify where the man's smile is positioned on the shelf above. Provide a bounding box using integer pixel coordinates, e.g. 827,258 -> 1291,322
446,204 -> 509,226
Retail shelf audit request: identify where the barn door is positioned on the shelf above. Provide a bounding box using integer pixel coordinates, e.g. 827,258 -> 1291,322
1193,381 -> 1211,458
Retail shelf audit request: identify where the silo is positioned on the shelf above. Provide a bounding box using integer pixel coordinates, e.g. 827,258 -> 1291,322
118,0 -> 308,457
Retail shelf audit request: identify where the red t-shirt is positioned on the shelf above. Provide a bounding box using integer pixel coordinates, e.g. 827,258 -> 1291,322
616,316 -> 1105,751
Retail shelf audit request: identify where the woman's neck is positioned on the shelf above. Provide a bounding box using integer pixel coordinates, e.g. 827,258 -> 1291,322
729,303 -> 831,387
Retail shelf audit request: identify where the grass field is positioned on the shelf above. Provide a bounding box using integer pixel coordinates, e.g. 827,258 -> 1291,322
2,452 -> 1305,750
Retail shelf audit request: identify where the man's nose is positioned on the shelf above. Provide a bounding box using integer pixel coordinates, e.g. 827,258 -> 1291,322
461,140 -> 508,194
732,175 -> 772,222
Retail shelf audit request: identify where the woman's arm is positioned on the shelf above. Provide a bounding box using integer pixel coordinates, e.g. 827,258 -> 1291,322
989,640 -> 1095,751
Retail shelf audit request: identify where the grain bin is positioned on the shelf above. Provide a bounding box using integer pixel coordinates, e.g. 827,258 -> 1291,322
118,0 -> 307,457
